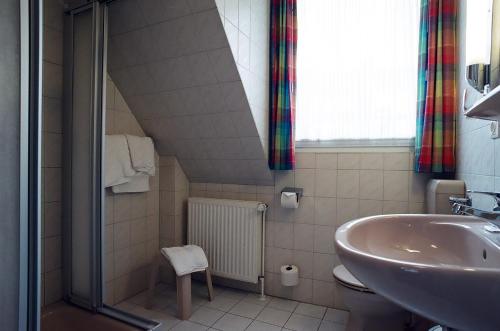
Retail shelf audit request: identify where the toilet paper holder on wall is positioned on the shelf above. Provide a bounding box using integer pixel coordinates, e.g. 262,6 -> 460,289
281,187 -> 303,201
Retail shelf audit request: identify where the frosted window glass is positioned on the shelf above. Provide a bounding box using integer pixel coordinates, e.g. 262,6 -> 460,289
296,0 -> 420,141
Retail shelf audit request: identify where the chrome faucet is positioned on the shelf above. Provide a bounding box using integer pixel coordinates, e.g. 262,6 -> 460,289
449,190 -> 500,233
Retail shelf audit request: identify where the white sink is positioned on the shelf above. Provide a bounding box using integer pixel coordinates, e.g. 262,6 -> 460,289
335,214 -> 500,331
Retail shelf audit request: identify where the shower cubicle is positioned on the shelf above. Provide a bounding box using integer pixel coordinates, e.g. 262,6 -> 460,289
58,1 -> 157,329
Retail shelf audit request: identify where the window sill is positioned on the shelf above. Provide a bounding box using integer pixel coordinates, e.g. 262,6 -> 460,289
296,138 -> 415,151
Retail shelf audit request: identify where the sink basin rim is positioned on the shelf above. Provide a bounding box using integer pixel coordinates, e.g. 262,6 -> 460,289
335,214 -> 500,273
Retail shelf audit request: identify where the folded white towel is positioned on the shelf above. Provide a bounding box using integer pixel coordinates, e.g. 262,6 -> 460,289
105,135 -> 136,188
111,174 -> 150,193
126,135 -> 155,176
161,245 -> 209,277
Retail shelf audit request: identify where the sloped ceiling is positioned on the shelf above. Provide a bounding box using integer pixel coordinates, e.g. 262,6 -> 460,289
107,0 -> 273,185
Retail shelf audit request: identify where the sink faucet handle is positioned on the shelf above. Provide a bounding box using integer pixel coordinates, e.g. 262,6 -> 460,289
449,195 -> 472,206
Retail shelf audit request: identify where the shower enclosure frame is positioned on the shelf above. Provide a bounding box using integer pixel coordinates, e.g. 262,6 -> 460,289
62,1 -> 158,329
19,0 -> 43,329
62,1 -> 106,311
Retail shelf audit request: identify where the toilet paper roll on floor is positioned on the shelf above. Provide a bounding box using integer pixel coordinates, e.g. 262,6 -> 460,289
281,192 -> 299,208
281,264 -> 299,286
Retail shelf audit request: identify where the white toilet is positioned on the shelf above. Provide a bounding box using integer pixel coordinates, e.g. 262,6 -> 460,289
333,265 -> 409,331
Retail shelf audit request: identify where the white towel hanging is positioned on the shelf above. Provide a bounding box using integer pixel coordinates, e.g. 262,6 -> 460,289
104,135 -> 136,188
111,174 -> 150,193
126,135 -> 155,175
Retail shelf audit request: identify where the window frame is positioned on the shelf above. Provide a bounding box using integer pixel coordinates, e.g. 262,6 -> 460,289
295,138 -> 415,148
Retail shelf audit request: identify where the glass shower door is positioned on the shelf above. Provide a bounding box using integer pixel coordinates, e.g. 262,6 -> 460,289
63,2 -> 105,310
63,2 -> 158,329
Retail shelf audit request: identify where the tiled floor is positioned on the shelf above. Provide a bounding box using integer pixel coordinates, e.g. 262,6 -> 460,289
115,282 -> 349,331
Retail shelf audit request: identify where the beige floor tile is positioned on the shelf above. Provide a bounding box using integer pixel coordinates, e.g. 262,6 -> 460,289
295,303 -> 327,319
203,295 -> 240,312
170,320 -> 208,331
189,307 -> 224,327
212,313 -> 252,331
267,297 -> 299,312
229,301 -> 265,319
246,320 -> 282,331
256,307 -> 292,327
284,313 -> 321,331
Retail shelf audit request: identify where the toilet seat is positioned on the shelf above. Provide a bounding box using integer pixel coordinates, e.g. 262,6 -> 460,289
333,265 -> 374,294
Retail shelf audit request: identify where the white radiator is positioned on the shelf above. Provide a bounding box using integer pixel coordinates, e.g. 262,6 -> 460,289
188,197 -> 266,284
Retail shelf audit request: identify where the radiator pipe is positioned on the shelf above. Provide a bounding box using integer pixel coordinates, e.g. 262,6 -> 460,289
257,203 -> 268,301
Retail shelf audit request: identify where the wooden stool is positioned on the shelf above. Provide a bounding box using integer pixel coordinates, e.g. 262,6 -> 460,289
147,254 -> 214,320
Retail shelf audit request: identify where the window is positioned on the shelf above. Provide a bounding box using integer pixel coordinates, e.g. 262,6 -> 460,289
296,0 -> 421,143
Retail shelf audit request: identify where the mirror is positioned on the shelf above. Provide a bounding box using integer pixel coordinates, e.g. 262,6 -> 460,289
466,0 -> 500,94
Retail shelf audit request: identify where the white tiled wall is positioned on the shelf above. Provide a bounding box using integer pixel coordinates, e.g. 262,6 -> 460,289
42,0 -> 64,307
189,149 -> 430,308
218,0 -> 270,157
456,0 -> 500,211
103,77 -> 160,305
158,156 -> 190,284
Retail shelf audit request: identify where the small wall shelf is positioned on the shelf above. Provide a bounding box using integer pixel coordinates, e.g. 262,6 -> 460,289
465,84 -> 500,121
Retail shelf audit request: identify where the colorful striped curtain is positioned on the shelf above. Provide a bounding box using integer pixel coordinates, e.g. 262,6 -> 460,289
269,0 -> 297,170
415,0 -> 457,173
